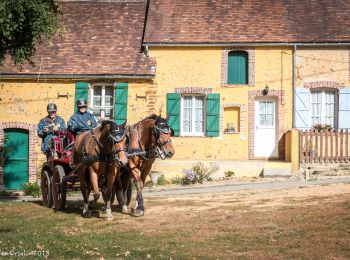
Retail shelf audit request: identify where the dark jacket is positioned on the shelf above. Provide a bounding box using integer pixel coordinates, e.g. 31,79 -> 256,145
37,116 -> 66,153
68,111 -> 97,135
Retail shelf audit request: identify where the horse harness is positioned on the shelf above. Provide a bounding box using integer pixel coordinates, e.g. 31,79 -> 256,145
127,121 -> 172,160
81,128 -> 126,164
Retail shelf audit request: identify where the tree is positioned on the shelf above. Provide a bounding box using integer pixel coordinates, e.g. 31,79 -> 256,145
0,0 -> 62,66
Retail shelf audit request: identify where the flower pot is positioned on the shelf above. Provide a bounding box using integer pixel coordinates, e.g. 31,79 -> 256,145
150,172 -> 161,184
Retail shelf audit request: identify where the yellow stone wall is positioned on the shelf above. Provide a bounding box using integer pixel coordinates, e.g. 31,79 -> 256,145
223,107 -> 240,132
296,47 -> 350,86
150,46 -> 294,161
0,79 -> 156,173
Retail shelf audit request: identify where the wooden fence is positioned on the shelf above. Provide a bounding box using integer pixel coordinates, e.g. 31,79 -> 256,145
299,129 -> 349,163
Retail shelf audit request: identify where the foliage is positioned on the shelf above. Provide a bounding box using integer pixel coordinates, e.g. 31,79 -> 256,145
22,182 -> 41,197
0,0 -> 63,66
0,190 -> 10,197
156,174 -> 170,186
175,162 -> 219,185
224,170 -> 235,178
312,124 -> 332,131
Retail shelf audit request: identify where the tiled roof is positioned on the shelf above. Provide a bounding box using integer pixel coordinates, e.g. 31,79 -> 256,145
144,0 -> 350,44
2,1 -> 155,76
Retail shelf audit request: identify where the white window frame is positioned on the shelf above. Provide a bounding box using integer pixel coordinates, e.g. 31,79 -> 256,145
310,89 -> 338,128
90,84 -> 114,120
180,95 -> 205,136
257,100 -> 275,128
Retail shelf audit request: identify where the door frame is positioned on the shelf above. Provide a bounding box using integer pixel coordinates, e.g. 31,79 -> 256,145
254,97 -> 278,158
248,89 -> 285,160
0,122 -> 38,191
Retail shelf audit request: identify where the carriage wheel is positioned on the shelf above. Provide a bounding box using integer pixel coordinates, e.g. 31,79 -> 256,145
102,185 -> 116,205
41,169 -> 53,208
52,165 -> 67,211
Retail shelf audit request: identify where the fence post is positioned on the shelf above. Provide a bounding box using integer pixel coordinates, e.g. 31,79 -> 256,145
315,130 -> 319,163
330,129 -> 334,163
346,129 -> 349,163
310,129 -> 314,162
305,130 -> 309,163
320,130 -> 324,163
325,130 -> 329,163
335,130 -> 339,163
340,129 -> 344,163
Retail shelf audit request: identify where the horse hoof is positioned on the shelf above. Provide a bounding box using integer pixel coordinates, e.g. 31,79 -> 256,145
106,214 -> 113,221
131,209 -> 144,217
122,205 -> 129,214
82,211 -> 92,218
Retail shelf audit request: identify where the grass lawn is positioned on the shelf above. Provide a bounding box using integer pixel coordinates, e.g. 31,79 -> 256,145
0,183 -> 350,259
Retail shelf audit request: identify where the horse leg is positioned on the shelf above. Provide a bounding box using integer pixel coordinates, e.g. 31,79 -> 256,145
104,163 -> 117,220
130,167 -> 144,217
115,174 -> 128,214
79,167 -> 91,218
89,169 -> 100,211
141,160 -> 155,185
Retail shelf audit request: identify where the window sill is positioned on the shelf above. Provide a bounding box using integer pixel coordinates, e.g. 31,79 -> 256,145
222,84 -> 252,88
224,131 -> 240,134
178,135 -> 207,138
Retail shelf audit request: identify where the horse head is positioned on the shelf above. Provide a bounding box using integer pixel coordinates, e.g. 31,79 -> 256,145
153,114 -> 175,159
100,120 -> 128,166
109,121 -> 129,167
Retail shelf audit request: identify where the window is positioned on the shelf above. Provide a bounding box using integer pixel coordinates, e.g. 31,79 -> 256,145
228,51 -> 248,84
311,90 -> 337,127
91,84 -> 114,120
181,95 -> 205,136
259,101 -> 275,126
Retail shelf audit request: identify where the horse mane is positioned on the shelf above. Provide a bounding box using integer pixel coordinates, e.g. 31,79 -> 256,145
141,114 -> 158,122
98,120 -> 115,132
101,120 -> 115,126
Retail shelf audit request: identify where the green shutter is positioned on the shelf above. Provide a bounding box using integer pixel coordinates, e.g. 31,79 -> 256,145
206,93 -> 220,137
166,93 -> 180,136
74,82 -> 89,112
228,51 -> 248,84
114,82 -> 128,124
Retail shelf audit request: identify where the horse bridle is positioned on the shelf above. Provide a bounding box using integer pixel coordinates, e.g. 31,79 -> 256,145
152,122 -> 173,159
109,126 -> 128,158
82,125 -> 127,164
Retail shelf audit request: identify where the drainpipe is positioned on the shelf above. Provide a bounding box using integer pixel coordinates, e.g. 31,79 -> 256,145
292,44 -> 297,128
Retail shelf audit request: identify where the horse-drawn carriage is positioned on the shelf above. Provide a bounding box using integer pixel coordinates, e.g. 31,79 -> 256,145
40,115 -> 175,218
40,129 -> 78,210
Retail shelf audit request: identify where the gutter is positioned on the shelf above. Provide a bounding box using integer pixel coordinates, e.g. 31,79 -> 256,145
143,42 -> 350,47
0,74 -> 155,80
292,45 -> 297,128
140,0 -> 151,54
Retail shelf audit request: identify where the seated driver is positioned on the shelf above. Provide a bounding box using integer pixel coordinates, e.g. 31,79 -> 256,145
68,98 -> 97,136
37,103 -> 66,157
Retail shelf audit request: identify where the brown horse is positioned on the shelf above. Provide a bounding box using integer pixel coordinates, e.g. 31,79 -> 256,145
116,114 -> 175,216
73,120 -> 128,220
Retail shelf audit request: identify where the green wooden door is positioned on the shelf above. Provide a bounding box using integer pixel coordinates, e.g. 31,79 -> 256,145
3,129 -> 29,190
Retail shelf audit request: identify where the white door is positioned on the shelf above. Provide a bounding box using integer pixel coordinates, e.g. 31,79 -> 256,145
254,100 -> 278,158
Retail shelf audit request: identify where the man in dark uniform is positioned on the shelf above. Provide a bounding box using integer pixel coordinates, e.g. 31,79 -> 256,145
68,98 -> 97,136
37,103 -> 66,156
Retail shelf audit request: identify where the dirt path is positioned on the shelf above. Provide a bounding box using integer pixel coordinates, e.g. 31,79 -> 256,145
0,183 -> 349,259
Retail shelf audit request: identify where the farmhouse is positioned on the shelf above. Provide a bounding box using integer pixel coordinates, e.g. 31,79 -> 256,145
1,0 -> 349,191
